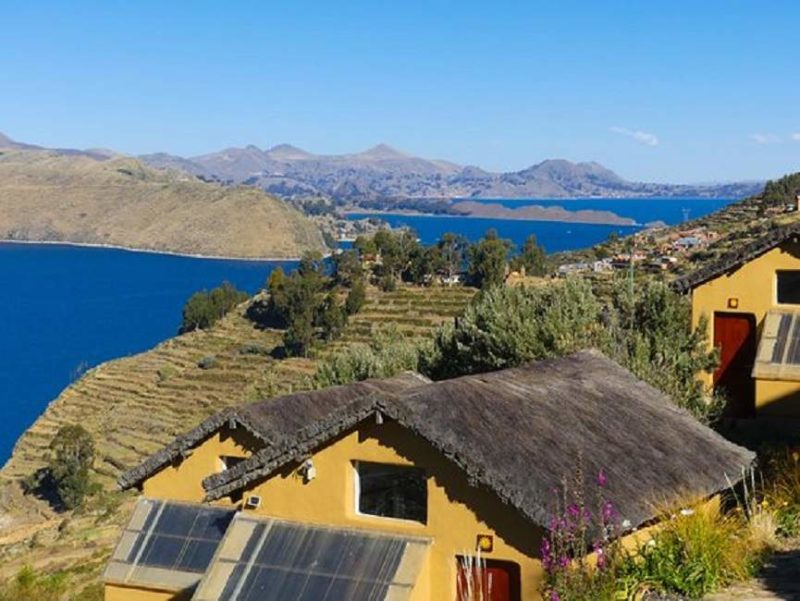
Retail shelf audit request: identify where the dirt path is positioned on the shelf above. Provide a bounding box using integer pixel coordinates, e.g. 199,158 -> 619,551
706,541 -> 800,601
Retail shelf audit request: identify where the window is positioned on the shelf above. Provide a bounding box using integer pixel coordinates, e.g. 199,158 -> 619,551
355,461 -> 427,523
218,455 -> 245,472
753,311 -> 800,380
777,271 -> 800,305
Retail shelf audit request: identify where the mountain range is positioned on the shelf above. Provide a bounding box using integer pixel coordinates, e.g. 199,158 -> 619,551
139,142 -> 765,202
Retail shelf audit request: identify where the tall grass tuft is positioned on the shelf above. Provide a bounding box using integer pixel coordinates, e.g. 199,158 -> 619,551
619,498 -> 771,599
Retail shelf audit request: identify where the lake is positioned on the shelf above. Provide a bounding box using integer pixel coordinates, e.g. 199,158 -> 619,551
0,243 -> 292,463
0,197 -> 735,464
347,197 -> 734,251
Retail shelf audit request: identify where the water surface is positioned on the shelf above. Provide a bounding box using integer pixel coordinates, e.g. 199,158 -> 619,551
0,243 -> 291,462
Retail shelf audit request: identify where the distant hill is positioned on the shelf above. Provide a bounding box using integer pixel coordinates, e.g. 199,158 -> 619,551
0,141 -> 326,259
140,143 -> 765,202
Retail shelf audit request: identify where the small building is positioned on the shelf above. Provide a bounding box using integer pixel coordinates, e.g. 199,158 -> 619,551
108,351 -> 753,601
674,236 -> 702,250
674,223 -> 800,418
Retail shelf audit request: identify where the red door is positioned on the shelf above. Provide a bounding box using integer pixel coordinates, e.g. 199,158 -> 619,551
456,558 -> 521,601
713,312 -> 756,418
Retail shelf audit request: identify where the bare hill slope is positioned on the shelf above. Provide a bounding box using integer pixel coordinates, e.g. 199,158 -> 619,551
0,149 -> 325,258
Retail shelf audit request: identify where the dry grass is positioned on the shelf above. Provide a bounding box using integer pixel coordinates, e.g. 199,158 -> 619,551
0,150 -> 325,258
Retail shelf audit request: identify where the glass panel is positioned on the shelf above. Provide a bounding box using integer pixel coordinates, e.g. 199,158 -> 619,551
177,539 -> 218,572
139,534 -> 185,569
771,313 -> 793,362
202,519 -> 421,601
220,563 -> 247,601
786,317 -> 800,365
778,271 -> 800,305
191,508 -> 236,540
357,462 -> 427,523
157,504 -> 200,537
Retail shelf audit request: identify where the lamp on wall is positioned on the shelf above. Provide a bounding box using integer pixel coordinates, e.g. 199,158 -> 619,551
300,459 -> 316,483
727,298 -> 739,309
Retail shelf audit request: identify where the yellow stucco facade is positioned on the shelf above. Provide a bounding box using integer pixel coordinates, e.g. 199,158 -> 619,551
689,239 -> 800,417
141,426 -> 261,502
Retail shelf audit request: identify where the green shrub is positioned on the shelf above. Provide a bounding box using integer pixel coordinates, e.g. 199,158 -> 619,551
345,279 -> 367,315
156,364 -> 178,382
312,327 -> 425,388
239,344 -> 271,356
761,446 -> 800,537
0,566 -> 68,601
377,274 -> 397,292
48,424 -> 95,510
197,355 -> 218,370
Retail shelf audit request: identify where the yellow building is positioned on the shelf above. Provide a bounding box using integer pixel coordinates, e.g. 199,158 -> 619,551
108,351 -> 753,601
674,224 -> 800,418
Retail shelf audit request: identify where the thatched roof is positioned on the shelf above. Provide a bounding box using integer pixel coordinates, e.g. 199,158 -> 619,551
673,222 -> 800,293
202,350 -> 754,532
117,372 -> 429,490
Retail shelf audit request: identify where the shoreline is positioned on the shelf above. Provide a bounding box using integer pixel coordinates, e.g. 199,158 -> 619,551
343,208 -> 643,227
0,239 -> 309,262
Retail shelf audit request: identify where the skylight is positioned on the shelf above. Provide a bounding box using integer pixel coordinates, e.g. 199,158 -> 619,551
104,499 -> 235,591
192,515 -> 429,601
752,311 -> 800,380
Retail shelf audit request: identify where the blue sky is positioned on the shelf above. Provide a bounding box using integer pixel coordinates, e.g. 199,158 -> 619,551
1,0 -> 799,182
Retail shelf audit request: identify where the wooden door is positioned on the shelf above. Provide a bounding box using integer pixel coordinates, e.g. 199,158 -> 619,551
456,558 -> 521,601
713,312 -> 756,418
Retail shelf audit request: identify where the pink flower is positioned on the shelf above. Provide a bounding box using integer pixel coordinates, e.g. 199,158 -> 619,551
601,500 -> 616,524
597,470 -> 608,487
550,591 -> 561,601
540,538 -> 553,571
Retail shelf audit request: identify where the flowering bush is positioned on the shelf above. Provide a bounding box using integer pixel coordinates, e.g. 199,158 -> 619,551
761,447 -> 800,537
539,463 -> 626,601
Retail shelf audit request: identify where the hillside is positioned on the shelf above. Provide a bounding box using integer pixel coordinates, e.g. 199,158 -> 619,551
141,143 -> 764,202
0,284 -> 476,591
0,148 -> 326,259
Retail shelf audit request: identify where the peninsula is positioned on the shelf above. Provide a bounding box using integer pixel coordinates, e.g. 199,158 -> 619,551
0,146 -> 326,259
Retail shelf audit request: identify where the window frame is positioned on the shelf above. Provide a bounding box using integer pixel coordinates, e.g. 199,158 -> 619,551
352,460 -> 428,526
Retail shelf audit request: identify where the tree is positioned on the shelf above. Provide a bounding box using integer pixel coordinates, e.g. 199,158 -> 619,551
438,233 -> 469,280
48,425 -> 95,510
345,279 -> 367,315
180,282 -> 249,333
405,245 -> 443,285
467,229 -> 512,289
353,235 -> 378,258
425,278 -> 606,379
333,249 -> 363,287
318,293 -> 348,341
512,234 -> 547,276
606,280 -> 719,421
423,276 -> 719,422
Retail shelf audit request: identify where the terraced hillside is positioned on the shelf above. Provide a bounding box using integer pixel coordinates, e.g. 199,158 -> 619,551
0,284 -> 475,587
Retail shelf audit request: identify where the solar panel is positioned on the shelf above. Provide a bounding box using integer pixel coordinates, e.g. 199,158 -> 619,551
192,515 -> 429,601
753,311 -> 800,380
104,498 -> 236,592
